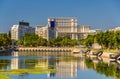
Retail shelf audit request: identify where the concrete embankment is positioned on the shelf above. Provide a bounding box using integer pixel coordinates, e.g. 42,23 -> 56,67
17,47 -> 74,52
16,47 -> 119,61
0,48 -> 14,53
14,47 -> 82,56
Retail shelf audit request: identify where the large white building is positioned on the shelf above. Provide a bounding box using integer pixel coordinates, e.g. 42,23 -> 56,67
11,22 -> 35,41
48,18 -> 78,39
35,18 -> 100,40
47,18 -> 98,40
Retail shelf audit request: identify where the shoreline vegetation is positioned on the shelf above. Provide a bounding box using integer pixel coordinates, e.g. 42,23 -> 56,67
1,31 -> 120,53
103,49 -> 119,53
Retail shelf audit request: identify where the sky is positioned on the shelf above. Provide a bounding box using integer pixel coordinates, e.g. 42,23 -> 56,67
0,0 -> 120,33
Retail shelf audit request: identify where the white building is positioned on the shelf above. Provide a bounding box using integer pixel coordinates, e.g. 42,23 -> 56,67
47,18 -> 95,39
48,18 -> 78,39
35,17 -> 101,40
109,26 -> 120,31
77,26 -> 90,33
11,21 -> 35,41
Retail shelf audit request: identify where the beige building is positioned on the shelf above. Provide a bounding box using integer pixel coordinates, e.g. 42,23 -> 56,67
35,25 -> 56,40
77,26 -> 90,33
35,25 -> 48,39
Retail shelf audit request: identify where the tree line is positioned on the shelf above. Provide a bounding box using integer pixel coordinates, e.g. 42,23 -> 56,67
18,33 -> 80,47
2,30 -> 120,49
82,30 -> 120,49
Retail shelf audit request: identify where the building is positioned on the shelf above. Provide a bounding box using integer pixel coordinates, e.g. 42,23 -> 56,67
35,25 -> 48,39
35,17 -> 100,40
35,25 -> 56,40
47,18 -> 97,40
77,26 -> 90,33
11,21 -> 35,41
109,26 -> 120,31
77,25 -> 90,39
48,18 -> 78,39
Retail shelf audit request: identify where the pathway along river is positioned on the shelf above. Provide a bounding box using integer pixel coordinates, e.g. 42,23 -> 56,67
0,51 -> 119,79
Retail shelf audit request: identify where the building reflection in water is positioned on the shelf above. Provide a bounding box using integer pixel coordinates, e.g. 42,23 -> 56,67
0,51 -> 89,78
11,58 -> 19,69
48,57 -> 88,78
55,59 -> 77,78
77,57 -> 87,70
11,51 -> 26,70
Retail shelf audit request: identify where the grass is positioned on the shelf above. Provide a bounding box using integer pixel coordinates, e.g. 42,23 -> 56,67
103,49 -> 119,53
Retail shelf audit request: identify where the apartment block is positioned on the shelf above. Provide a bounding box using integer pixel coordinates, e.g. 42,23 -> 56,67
11,21 -> 35,41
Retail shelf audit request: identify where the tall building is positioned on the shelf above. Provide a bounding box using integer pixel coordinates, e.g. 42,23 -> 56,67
11,21 -> 35,41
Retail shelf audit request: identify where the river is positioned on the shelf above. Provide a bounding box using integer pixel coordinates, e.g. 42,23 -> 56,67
0,51 -> 119,79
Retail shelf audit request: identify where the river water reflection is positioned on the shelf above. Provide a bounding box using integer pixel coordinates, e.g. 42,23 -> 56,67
0,51 -> 119,79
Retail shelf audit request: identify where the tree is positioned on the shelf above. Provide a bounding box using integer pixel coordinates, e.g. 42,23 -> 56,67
0,33 -> 11,46
83,35 -> 94,46
37,36 -> 47,46
82,30 -> 120,49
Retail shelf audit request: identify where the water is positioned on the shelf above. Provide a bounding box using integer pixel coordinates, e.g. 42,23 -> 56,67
0,51 -> 119,79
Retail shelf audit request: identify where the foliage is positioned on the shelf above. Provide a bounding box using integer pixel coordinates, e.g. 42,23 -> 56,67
84,58 -> 120,79
18,34 -> 80,47
18,33 -> 47,46
48,36 -> 80,47
82,35 -> 94,46
82,31 -> 120,49
0,33 -> 11,46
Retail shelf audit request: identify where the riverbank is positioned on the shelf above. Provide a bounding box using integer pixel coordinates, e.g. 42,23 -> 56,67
0,48 -> 14,53
17,47 -> 118,59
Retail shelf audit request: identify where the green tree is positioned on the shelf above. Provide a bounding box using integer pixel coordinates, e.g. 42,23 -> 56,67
0,33 -> 11,46
37,36 -> 47,46
83,35 -> 94,46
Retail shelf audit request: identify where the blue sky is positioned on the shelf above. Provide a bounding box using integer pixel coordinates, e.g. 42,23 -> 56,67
0,0 -> 120,33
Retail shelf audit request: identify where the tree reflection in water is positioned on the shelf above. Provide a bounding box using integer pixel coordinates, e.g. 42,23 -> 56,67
84,57 -> 120,79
